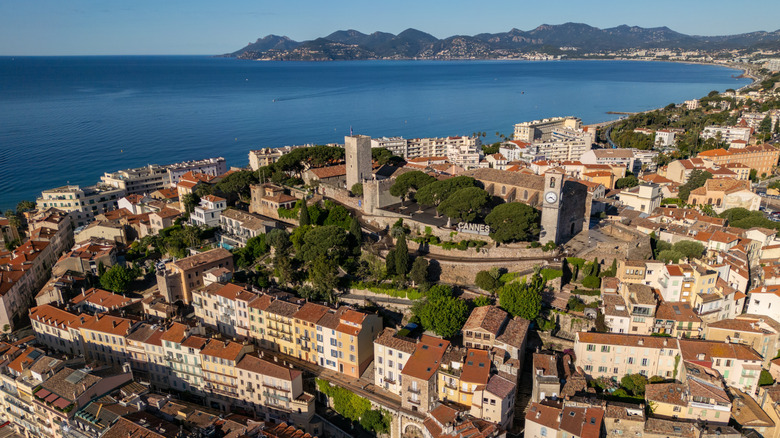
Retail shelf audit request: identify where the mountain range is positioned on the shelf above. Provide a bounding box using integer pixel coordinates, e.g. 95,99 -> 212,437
226,23 -> 780,61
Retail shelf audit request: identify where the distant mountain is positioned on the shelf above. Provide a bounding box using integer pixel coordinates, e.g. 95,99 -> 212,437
225,23 -> 780,60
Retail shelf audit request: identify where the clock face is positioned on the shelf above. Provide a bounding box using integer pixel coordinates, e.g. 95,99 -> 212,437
545,191 -> 558,204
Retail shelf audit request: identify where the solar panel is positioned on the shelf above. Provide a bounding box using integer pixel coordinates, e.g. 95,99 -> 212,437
65,369 -> 87,384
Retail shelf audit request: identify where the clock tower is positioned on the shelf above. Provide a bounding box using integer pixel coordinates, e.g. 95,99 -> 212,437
540,169 -> 564,245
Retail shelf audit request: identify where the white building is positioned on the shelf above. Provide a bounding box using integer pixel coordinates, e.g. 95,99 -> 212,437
655,130 -> 676,147
373,328 -> 416,395
617,184 -> 662,214
746,286 -> 780,319
513,116 -> 582,142
701,126 -> 751,144
191,195 -> 226,228
166,157 -> 227,185
580,148 -> 639,173
370,137 -> 408,158
101,164 -> 170,195
36,184 -> 126,227
685,99 -> 700,110
219,208 -> 278,248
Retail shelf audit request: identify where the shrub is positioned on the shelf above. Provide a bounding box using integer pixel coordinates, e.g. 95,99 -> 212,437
541,269 -> 563,282
582,275 -> 601,289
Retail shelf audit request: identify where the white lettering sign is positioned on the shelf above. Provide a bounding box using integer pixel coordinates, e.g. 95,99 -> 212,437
457,222 -> 491,236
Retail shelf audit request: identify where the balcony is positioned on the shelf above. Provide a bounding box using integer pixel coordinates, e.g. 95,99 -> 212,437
406,397 -> 421,405
263,391 -> 291,403
383,377 -> 397,385
407,386 -> 421,394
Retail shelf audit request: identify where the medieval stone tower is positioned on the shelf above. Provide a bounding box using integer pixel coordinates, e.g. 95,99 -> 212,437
345,135 -> 372,190
540,169 -> 565,245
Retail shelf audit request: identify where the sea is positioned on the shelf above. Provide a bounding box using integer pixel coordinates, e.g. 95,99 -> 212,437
0,56 -> 751,211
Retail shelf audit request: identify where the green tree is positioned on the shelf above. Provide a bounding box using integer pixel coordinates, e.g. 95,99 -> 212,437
416,176 -> 478,213
475,269 -> 503,293
99,265 -> 136,294
484,202 -> 541,243
385,249 -> 396,277
194,184 -> 214,198
499,268 -> 545,320
324,205 -> 352,229
181,193 -> 200,214
620,374 -> 649,396
16,200 -> 35,213
615,175 -> 639,189
672,241 -> 705,260
413,293 -> 469,338
410,257 -> 429,287
437,187 -> 490,223
657,250 -> 685,264
351,183 -> 363,197
299,197 -> 311,226
310,255 -> 339,298
215,170 -> 259,202
389,171 -> 436,204
678,169 -> 713,201
473,296 -> 492,307
582,275 -> 601,289
349,217 -> 363,242
300,225 -> 350,263
395,235 -> 410,277
274,253 -> 295,286
267,229 -> 291,252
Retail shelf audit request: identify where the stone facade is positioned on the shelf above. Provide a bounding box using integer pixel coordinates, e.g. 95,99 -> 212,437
345,135 -> 372,190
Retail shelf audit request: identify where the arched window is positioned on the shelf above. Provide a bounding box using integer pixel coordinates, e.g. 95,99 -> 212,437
550,177 -> 556,188
501,186 -> 507,195
691,199 -> 697,205
707,198 -> 713,205
716,198 -> 722,207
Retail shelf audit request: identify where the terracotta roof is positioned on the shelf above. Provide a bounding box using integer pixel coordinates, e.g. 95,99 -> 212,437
644,418 -> 697,438
707,318 -> 773,334
236,353 -> 302,381
731,388 -> 774,428
460,349 -> 490,385
526,402 -> 562,430
293,302 -> 331,324
181,335 -> 207,349
7,346 -> 43,374
151,188 -> 179,199
29,304 -> 83,330
462,305 -> 508,335
266,299 -> 300,318
161,322 -> 188,343
678,339 -> 762,364
200,338 -> 247,362
79,314 -> 135,336
560,406 -> 603,438
70,287 -> 137,310
484,374 -> 515,399
655,302 -> 701,323
645,383 -> 686,406
374,328 -> 416,354
263,422 -> 316,438
496,316 -> 530,349
533,353 -> 558,376
401,335 -> 450,381
577,332 -> 673,349
262,193 -> 297,204
462,168 -> 544,190
171,248 -> 232,271
201,194 -> 225,203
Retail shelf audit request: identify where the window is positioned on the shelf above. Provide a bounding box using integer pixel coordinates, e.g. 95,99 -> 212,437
641,358 -> 648,366
541,428 -> 547,437
601,346 -> 610,353
586,344 -> 596,352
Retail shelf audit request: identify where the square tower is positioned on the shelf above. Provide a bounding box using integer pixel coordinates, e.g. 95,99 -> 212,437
345,135 -> 372,190
540,169 -> 565,245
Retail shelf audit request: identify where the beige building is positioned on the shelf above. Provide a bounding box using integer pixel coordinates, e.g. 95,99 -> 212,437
401,335 -> 450,414
688,178 -> 760,213
704,316 -> 780,367
698,144 -> 780,177
156,248 -> 234,303
373,327 -> 416,394
616,184 -> 662,214
470,374 -> 516,429
514,116 -> 581,142
574,332 -> 679,380
0,239 -> 58,331
36,184 -> 126,227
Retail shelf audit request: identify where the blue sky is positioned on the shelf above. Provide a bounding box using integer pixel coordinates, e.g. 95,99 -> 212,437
0,0 -> 777,55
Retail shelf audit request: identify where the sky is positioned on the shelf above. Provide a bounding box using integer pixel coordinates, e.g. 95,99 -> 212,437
0,0 -> 778,55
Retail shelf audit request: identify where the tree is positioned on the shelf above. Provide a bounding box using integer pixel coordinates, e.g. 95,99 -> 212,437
678,170 -> 712,201
499,268 -> 545,320
324,205 -> 352,229
657,250 -> 684,264
194,184 -> 214,198
4,210 -> 21,242
395,235 -> 409,277
582,275 -> 601,289
351,183 -> 363,197
385,249 -> 396,277
99,265 -> 136,294
473,296 -> 491,307
300,225 -> 350,263
475,269 -> 503,293
416,176 -> 478,213
750,169 -> 759,183
299,197 -> 311,225
389,171 -> 436,204
437,187 -> 490,223
267,229 -> 291,252
620,374 -> 648,396
615,175 -> 639,189
274,253 -> 295,286
414,293 -> 469,338
349,217 -> 363,242
310,255 -> 339,297
215,170 -> 259,202
672,241 -> 705,260
16,200 -> 35,213
182,193 -> 199,214
484,202 -> 541,243
410,257 -> 429,287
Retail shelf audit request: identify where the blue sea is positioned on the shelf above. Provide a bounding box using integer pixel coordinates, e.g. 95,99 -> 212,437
0,56 -> 750,211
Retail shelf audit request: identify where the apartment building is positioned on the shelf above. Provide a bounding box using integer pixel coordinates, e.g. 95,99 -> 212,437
219,208 -> 278,248
36,184 -> 126,227
580,148 -> 639,173
700,126 -> 751,143
746,285 -> 780,319
406,136 -> 481,161
373,328 -> 416,394
125,323 -> 170,388
190,195 -> 226,228
574,332 -> 680,380
618,283 -> 658,334
401,335 -> 450,414
192,282 -> 256,340
79,314 -> 138,366
678,339 -> 763,394
653,302 -> 702,338
371,136 -> 408,158
166,157 -> 227,185
201,338 -> 253,411
53,239 -> 117,276
100,164 -> 170,195
334,308 -> 382,378
0,240 -> 58,331
528,129 -> 593,162
160,322 -> 207,394
514,116 -> 582,142
601,293 -> 631,334
156,248 -> 234,304
470,374 -> 517,429
249,148 -> 289,170
29,304 -> 85,356
646,362 -> 731,424
616,184 -> 662,214
235,353 -> 315,429
463,305 -> 509,350
290,302 -> 327,364
698,144 -> 780,177
704,316 -> 780,367
438,348 -> 490,407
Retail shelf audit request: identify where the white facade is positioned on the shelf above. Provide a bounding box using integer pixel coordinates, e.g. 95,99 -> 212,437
101,164 -> 170,195
370,137 -> 407,158
36,185 -> 126,227
166,157 -> 227,185
746,290 -> 780,319
655,130 -> 676,147
701,126 -> 751,143
374,343 -> 411,395
513,116 -> 582,142
191,196 -> 226,228
617,184 -> 662,214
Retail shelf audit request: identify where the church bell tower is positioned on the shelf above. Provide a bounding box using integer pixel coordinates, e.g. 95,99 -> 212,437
540,169 -> 564,245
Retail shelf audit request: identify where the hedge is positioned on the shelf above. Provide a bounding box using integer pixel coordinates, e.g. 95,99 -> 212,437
541,268 -> 563,282
572,289 -> 601,296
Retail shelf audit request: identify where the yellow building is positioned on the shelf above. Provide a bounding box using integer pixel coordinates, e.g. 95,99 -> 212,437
437,348 -> 490,407
704,316 -> 780,367
333,308 -> 382,379
292,302 -> 330,364
200,338 -> 253,412
264,299 -> 300,356
78,313 -> 138,366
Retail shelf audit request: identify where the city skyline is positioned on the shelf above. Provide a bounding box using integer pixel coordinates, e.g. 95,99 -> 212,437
0,0 -> 778,55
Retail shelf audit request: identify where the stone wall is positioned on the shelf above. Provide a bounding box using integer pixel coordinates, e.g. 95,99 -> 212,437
430,258 -> 548,285
318,184 -> 362,210
407,239 -> 548,259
